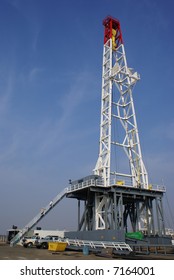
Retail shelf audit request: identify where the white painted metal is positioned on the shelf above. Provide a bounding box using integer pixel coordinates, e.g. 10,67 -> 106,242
64,238 -> 132,251
10,188 -> 68,246
94,39 -> 112,187
95,193 -> 108,230
94,38 -> 148,190
68,178 -> 166,193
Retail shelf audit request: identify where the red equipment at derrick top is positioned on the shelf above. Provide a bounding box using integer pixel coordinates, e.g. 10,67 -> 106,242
103,16 -> 123,49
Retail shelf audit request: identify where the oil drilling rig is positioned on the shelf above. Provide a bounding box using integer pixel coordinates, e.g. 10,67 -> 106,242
66,16 -> 167,243
11,16 -> 168,247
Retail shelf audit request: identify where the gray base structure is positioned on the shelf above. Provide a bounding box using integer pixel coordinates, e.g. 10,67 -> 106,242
66,176 -> 167,245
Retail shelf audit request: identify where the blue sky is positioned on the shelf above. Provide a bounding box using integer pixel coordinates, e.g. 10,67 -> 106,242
0,0 -> 174,234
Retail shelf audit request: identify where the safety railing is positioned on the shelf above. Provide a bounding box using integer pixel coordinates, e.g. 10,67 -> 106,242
63,238 -> 132,252
67,178 -> 104,192
0,235 -> 7,243
68,177 -> 166,193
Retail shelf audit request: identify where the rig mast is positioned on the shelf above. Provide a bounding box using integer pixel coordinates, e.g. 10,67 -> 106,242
66,17 -> 165,237
94,16 -> 148,189
10,16 -> 167,247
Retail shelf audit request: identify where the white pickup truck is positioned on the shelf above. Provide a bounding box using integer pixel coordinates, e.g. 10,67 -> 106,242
22,235 -> 40,248
35,235 -> 60,249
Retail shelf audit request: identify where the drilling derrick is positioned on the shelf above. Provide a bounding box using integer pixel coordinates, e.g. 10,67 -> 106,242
10,16 -> 168,247
94,16 -> 148,189
66,16 -> 166,240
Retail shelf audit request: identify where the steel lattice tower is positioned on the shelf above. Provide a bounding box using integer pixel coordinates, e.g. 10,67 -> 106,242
94,16 -> 148,190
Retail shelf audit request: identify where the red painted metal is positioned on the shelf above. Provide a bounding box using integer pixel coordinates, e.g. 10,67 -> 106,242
103,16 -> 123,47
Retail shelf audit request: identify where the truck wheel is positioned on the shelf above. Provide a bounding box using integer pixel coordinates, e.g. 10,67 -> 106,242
42,242 -> 48,249
27,242 -> 33,248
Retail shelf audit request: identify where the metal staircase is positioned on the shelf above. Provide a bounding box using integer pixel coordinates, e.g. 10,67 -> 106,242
64,238 -> 132,252
10,188 -> 68,247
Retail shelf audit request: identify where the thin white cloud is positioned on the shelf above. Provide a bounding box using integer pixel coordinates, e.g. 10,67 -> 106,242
31,26 -> 40,52
0,68 -> 97,168
37,70 -> 96,154
7,0 -> 21,10
0,73 -> 13,117
29,67 -> 45,82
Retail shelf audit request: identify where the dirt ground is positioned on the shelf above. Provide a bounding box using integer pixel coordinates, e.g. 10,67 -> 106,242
0,244 -> 106,260
0,243 -> 174,260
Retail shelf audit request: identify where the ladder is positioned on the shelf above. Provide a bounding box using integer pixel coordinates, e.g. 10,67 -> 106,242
10,187 -> 68,247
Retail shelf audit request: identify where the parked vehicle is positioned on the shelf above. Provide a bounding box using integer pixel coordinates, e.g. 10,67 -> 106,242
22,235 -> 40,248
35,235 -> 60,249
6,226 -> 20,243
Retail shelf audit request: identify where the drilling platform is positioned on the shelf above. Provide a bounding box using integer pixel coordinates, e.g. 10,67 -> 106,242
65,16 -> 167,243
10,16 -> 170,248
